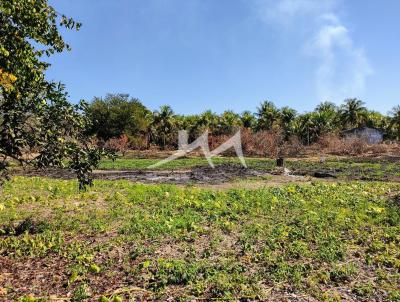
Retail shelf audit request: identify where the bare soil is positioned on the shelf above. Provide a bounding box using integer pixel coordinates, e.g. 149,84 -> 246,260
15,159 -> 400,190
13,164 -> 264,183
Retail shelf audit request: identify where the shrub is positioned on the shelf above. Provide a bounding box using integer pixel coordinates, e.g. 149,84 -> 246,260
104,134 -> 130,156
229,129 -> 304,158
343,137 -> 367,155
241,129 -> 283,157
316,134 -> 367,156
207,129 -> 284,158
256,130 -> 283,157
281,135 -> 304,157
316,133 -> 342,150
129,135 -> 149,150
209,134 -> 236,156
368,143 -> 389,155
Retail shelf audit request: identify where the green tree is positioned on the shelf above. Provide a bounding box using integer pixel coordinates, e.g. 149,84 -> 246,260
279,106 -> 297,138
365,110 -> 389,130
174,114 -> 200,142
240,111 -> 256,129
218,110 -> 242,135
295,112 -> 334,145
0,0 -> 104,189
196,110 -> 219,135
339,98 -> 368,128
315,101 -> 337,114
87,93 -> 151,141
389,105 -> 400,140
256,100 -> 279,131
150,105 -> 176,149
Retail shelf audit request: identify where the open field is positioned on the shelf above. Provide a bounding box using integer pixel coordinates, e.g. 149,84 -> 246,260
3,155 -> 400,301
1,176 -> 400,301
4,1 -> 400,301
11,155 -> 400,186
35,155 -> 400,184
97,156 -> 400,181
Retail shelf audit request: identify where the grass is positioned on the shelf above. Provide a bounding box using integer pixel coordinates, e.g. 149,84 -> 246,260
1,177 -> 400,301
98,156 -> 400,181
97,156 -> 255,170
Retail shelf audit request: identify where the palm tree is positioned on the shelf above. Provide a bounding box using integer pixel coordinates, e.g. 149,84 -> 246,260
279,106 -> 297,139
219,110 -> 242,135
339,98 -> 367,129
389,105 -> 400,139
315,101 -> 337,113
150,105 -> 175,149
240,111 -> 256,129
295,112 -> 333,145
365,110 -> 388,129
256,100 -> 279,131
296,113 -> 316,145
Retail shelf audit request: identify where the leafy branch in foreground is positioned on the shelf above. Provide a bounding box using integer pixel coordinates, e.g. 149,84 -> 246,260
0,0 -> 108,189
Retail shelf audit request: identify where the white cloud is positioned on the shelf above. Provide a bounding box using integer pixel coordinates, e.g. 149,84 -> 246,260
310,17 -> 373,101
253,0 -> 372,102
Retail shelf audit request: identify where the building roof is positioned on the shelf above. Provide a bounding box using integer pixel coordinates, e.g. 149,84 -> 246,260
341,126 -> 383,134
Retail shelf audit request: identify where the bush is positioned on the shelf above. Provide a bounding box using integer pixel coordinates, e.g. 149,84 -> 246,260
104,134 -> 130,156
129,135 -> 149,150
342,137 -> 368,155
367,143 -> 389,155
316,134 -> 367,156
316,133 -> 342,150
281,135 -> 304,157
227,129 -> 303,158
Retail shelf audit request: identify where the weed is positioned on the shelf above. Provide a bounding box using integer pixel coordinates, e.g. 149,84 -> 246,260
0,177 -> 399,300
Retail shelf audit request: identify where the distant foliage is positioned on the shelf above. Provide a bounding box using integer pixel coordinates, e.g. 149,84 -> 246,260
85,94 -> 400,155
86,93 -> 151,141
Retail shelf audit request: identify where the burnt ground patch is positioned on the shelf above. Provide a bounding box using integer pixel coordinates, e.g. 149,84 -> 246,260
12,164 -> 266,184
12,160 -> 400,185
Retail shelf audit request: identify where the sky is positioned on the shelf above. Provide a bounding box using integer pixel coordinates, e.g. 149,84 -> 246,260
47,0 -> 400,115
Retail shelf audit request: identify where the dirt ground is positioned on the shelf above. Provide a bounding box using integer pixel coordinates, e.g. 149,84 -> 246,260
13,164 -> 265,183
12,163 -> 338,190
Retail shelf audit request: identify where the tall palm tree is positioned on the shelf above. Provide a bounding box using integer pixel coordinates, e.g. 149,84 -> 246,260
315,101 -> 337,113
241,111 -> 256,129
150,105 -> 175,149
195,110 -> 218,133
219,110 -> 242,135
256,100 -> 279,131
191,110 -> 218,145
295,112 -> 333,145
339,98 -> 367,129
279,106 -> 297,138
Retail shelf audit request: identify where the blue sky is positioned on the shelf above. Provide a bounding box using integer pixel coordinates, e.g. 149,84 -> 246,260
47,0 -> 400,114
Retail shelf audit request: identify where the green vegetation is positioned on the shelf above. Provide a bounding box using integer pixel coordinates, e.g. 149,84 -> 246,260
0,0 -> 106,189
1,2 -> 399,301
1,0 -> 400,189
98,156 -> 253,170
1,177 -> 399,300
97,156 -> 400,180
86,94 -> 151,143
87,95 -> 400,150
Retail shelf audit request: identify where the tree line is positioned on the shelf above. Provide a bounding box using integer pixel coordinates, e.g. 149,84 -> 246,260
86,93 -> 400,149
